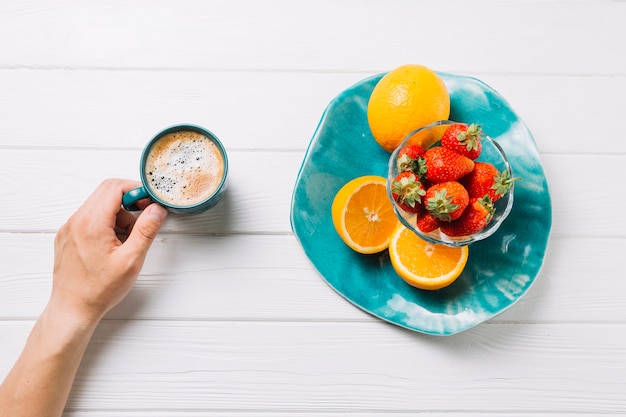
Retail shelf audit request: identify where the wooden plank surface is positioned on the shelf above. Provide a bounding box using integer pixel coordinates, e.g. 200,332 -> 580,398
1,0 -> 625,415
1,149 -> 625,238
0,1 -> 623,74
1,233 -> 624,324
1,321 -> 625,413
1,70 -> 624,154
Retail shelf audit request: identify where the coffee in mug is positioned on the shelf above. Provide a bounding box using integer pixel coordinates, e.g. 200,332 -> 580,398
123,124 -> 228,214
145,130 -> 225,207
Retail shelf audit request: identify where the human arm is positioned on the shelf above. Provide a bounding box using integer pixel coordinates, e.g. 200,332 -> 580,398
0,179 -> 168,417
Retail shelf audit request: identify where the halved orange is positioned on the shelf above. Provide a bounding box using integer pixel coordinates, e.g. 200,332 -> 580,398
331,176 -> 399,254
389,224 -> 468,290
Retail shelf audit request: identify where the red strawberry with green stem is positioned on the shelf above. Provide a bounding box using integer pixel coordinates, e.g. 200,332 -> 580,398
440,196 -> 495,236
441,123 -> 483,160
463,161 -> 519,202
391,172 -> 426,214
423,146 -> 474,183
424,181 -> 469,222
395,144 -> 426,177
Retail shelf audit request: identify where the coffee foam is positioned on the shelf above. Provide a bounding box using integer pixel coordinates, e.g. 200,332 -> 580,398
145,130 -> 225,207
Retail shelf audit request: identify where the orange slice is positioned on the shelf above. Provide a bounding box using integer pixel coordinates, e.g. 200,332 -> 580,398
331,176 -> 399,254
389,224 -> 468,290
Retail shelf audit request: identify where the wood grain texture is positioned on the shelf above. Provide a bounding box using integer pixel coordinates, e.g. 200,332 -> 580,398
0,69 -> 354,151
1,321 -> 625,413
1,234 -> 624,324
1,1 -> 625,415
0,149 -> 301,234
1,70 -> 624,153
0,149 -> 625,238
0,1 -> 624,74
57,414 -> 626,417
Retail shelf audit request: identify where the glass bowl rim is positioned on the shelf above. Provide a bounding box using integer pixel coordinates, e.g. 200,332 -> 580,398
386,120 -> 515,247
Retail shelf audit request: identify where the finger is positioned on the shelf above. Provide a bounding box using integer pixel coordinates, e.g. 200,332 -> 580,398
78,179 -> 142,229
133,197 -> 154,211
85,179 -> 143,216
116,208 -> 138,234
121,203 -> 168,258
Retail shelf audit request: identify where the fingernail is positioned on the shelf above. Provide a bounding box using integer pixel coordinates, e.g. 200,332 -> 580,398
146,204 -> 168,223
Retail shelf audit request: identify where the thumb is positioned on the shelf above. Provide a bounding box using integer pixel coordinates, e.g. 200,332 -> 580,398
125,203 -> 168,255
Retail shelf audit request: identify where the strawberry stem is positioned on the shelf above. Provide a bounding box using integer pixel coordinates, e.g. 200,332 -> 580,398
493,169 -> 521,197
426,189 -> 459,222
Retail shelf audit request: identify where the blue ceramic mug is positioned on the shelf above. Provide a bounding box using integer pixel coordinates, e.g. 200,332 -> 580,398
123,124 -> 228,215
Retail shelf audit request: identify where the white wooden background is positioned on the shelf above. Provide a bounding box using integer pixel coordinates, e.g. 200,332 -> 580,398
1,1 -> 625,415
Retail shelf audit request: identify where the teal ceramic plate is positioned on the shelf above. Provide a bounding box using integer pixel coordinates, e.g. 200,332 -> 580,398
290,73 -> 552,335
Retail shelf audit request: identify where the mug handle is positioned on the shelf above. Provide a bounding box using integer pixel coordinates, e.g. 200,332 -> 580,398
122,186 -> 151,211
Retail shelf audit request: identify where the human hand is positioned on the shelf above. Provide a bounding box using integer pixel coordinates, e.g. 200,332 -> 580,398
50,179 -> 168,327
0,179 -> 167,417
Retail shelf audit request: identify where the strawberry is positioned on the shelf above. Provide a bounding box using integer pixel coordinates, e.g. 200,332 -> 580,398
395,144 -> 426,177
424,181 -> 469,222
423,146 -> 474,183
441,123 -> 483,160
462,161 -> 519,202
391,172 -> 426,214
440,196 -> 495,236
416,211 -> 441,233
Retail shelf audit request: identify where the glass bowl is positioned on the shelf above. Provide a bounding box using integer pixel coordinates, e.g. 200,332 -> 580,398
386,120 -> 515,247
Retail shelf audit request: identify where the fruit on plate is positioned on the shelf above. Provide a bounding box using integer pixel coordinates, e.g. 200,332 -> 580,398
462,161 -> 518,202
440,123 -> 483,160
331,175 -> 399,254
439,196 -> 495,237
367,64 -> 450,152
389,224 -> 469,290
390,172 -> 426,214
416,211 -> 441,233
424,181 -> 470,222
423,146 -> 474,183
395,144 -> 426,174
391,122 -> 519,238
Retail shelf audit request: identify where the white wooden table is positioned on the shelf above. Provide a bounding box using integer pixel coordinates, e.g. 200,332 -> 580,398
1,1 -> 625,415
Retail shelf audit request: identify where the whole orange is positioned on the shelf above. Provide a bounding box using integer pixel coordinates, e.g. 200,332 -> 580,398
367,64 -> 450,152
